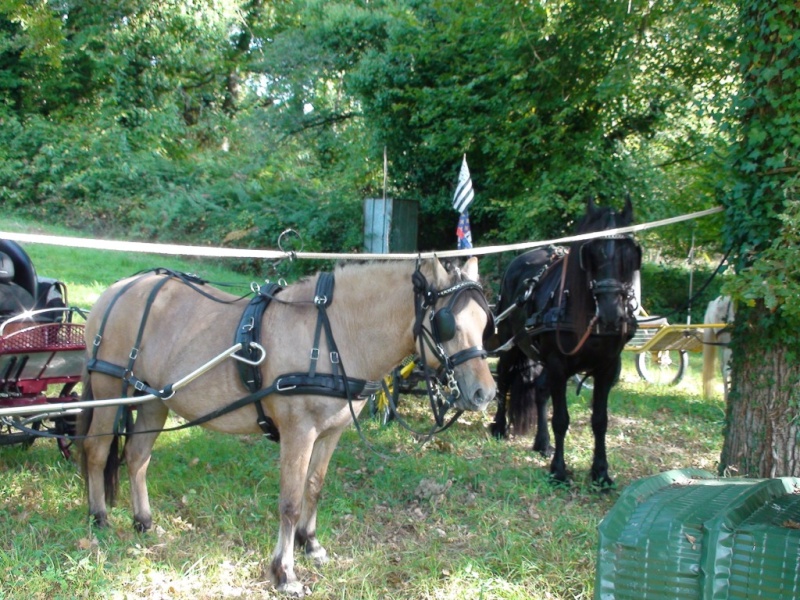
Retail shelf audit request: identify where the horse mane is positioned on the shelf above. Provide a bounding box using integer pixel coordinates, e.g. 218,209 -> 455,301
564,200 -> 635,334
331,260 -> 417,293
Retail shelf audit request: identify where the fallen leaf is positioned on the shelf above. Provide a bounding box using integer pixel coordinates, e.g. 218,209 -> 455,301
77,537 -> 97,550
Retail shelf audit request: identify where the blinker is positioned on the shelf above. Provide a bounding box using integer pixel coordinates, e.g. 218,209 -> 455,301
431,307 -> 456,342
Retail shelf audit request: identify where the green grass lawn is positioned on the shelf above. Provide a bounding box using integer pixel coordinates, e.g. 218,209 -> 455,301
0,218 -> 727,599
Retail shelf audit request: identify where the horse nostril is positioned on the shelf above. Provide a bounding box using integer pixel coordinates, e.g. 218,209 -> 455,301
473,386 -> 494,406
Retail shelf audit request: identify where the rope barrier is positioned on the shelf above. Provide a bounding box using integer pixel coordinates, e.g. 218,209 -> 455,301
0,206 -> 722,262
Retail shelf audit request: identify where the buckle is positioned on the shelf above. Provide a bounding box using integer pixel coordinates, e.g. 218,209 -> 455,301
276,379 -> 297,392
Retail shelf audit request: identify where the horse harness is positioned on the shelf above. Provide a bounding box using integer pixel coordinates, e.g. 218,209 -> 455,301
496,234 -> 638,357
410,264 -> 493,428
86,265 -> 491,442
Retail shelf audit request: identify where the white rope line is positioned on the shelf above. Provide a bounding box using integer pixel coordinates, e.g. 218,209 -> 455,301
0,206 -> 722,262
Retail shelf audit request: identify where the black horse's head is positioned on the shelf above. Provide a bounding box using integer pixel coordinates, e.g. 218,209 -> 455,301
567,196 -> 641,333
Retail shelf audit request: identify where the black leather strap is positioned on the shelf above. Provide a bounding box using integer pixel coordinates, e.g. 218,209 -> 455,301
234,282 -> 283,392
274,372 -> 375,399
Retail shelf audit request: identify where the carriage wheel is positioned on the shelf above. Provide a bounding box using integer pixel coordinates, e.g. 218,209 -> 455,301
635,350 -> 688,386
54,414 -> 78,460
369,366 -> 403,426
54,387 -> 80,459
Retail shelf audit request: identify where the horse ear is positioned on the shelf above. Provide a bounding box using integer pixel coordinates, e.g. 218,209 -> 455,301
432,256 -> 449,285
622,194 -> 633,223
586,195 -> 598,215
463,257 -> 479,282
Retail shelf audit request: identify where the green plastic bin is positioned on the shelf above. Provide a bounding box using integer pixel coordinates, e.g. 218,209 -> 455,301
595,469 -> 800,599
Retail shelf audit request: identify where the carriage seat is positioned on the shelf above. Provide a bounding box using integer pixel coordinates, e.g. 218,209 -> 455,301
0,251 -> 36,319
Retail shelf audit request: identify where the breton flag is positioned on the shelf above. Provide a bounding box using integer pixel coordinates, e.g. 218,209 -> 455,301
452,155 -> 474,214
453,155 -> 475,250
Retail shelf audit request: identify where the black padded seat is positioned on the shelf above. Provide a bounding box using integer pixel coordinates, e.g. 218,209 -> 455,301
0,251 -> 36,318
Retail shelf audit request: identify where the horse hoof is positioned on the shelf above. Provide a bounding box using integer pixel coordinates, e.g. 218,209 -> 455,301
91,512 -> 108,528
489,423 -> 507,439
276,581 -> 306,597
591,477 -> 616,493
547,472 -> 570,487
133,517 -> 152,533
532,443 -> 554,458
306,545 -> 328,566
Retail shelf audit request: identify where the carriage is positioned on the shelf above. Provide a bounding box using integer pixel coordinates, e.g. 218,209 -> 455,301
0,239 -> 86,458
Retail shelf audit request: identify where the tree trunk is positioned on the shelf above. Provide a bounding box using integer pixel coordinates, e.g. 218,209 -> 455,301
719,302 -> 800,477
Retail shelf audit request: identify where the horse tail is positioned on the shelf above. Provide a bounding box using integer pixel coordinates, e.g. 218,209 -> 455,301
702,297 -> 724,399
76,372 -> 93,479
506,354 -> 542,436
76,374 -> 121,508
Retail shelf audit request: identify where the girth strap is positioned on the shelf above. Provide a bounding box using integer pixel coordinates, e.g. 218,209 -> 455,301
274,372 -> 380,399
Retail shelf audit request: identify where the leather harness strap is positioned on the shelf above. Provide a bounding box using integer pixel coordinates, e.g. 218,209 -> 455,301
233,281 -> 283,440
309,272 -> 335,378
87,269 -> 380,444
234,282 -> 283,393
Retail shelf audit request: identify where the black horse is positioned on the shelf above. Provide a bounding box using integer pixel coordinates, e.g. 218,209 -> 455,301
489,197 -> 641,487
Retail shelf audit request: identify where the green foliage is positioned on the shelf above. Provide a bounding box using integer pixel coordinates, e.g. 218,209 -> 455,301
722,0 -> 800,334
338,0 -> 738,249
0,1 -> 369,273
0,0 -> 749,264
725,194 -> 800,331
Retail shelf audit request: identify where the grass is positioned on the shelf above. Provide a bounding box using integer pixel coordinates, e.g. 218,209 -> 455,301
0,218 -> 727,599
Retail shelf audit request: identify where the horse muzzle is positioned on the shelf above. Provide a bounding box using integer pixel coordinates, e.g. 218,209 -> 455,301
452,363 -> 496,412
592,279 -> 634,332
454,383 -> 495,412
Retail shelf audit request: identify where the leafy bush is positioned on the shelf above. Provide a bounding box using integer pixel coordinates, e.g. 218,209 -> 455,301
640,261 -> 726,323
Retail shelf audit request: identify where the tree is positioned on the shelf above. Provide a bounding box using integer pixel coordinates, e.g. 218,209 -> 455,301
337,0 -> 738,250
0,0 -> 745,267
718,0 -> 800,477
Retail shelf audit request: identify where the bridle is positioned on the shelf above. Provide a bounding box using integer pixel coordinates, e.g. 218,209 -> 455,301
411,263 -> 493,427
556,231 -> 640,356
580,234 -> 640,313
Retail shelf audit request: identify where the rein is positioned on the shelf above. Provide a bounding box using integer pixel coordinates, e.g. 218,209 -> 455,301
554,249 -> 599,356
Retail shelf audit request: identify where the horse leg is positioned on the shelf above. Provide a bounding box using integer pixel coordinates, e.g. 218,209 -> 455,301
271,429 -> 317,595
531,368 -> 552,457
489,350 -> 512,439
296,428 -> 346,565
589,367 -> 615,489
548,377 -> 570,484
125,401 -> 169,532
78,401 -> 121,527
